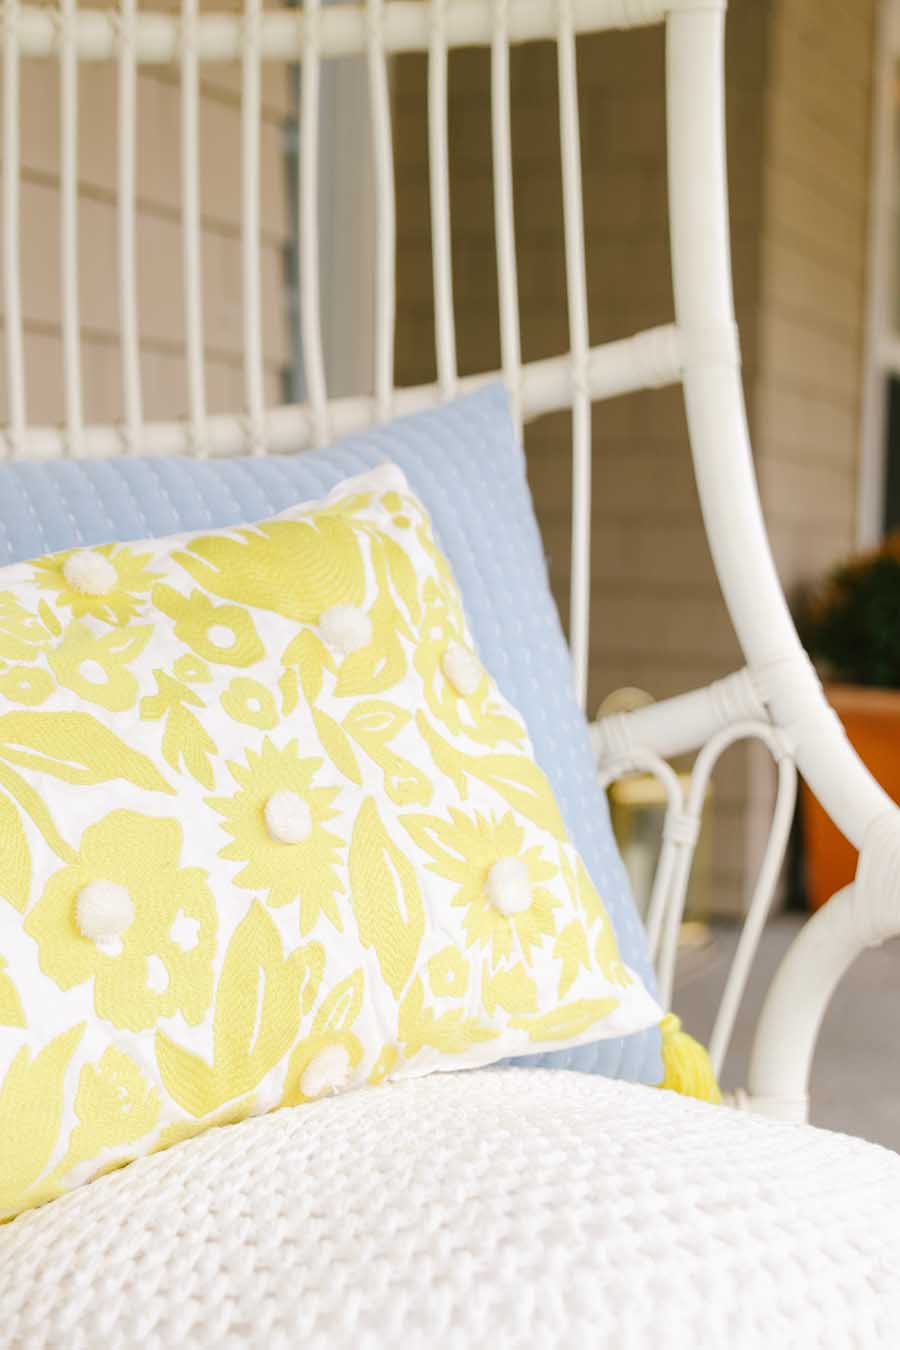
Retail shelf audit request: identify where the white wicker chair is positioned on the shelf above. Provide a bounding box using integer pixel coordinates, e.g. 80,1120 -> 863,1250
2,2 -> 900,1345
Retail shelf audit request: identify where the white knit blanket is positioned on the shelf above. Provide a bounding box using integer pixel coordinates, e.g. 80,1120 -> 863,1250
2,1069 -> 899,1348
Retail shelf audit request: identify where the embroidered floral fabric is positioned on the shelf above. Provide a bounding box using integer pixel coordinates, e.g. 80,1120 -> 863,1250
0,465 -> 660,1220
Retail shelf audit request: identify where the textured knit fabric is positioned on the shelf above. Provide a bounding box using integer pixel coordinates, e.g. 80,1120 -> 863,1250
0,384 -> 660,1084
2,1069 -> 898,1348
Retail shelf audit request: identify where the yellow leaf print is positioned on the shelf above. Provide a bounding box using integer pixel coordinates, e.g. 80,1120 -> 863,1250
567,854 -> 633,989
0,955 -> 25,1026
0,592 -> 53,662
0,665 -> 54,706
427,946 -> 469,999
509,999 -> 620,1043
172,514 -> 366,622
0,759 -> 75,863
313,967 -> 364,1033
381,531 -> 422,625
281,968 -> 365,1106
461,748 -> 567,840
401,807 -> 559,965
32,545 -> 157,625
279,665 -> 300,716
415,707 -> 468,796
48,620 -> 152,712
0,709 -> 174,793
280,631 -> 363,784
482,964 -> 538,1015
415,576 -> 525,749
313,708 -> 362,785
208,739 -> 344,933
333,542 -> 409,699
349,798 -> 424,998
152,1096 -> 257,1154
416,712 -> 567,839
140,671 -> 217,789
281,627 -> 334,706
47,1048 -> 161,1192
153,584 -> 264,668
553,920 -> 591,999
38,600 -> 62,638
398,977 -> 498,1060
343,700 -> 408,742
343,700 -> 432,806
0,1024 -> 83,1217
368,1044 -> 398,1085
333,621 -> 403,699
595,924 -> 634,990
0,791 -> 30,911
26,811 -> 216,1032
157,904 -> 323,1117
221,676 -> 278,731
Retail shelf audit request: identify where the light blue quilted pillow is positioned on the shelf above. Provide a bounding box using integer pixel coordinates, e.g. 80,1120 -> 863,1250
0,383 -> 661,1083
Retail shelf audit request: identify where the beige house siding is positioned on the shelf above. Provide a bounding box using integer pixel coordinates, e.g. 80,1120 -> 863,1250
2,0 -> 292,437
756,0 -> 874,588
393,4 -> 770,914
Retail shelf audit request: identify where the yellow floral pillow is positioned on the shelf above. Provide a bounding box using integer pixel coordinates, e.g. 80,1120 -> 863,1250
0,465 -> 660,1220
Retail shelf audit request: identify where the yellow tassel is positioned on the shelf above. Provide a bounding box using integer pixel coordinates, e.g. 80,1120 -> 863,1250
658,1013 -> 721,1104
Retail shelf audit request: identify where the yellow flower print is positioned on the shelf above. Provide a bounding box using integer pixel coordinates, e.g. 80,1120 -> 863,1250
48,621 -> 152,713
153,584 -> 264,668
208,738 -> 345,933
221,677 -> 278,731
25,810 -> 216,1032
402,808 -> 559,965
32,545 -> 157,625
427,946 -> 469,999
0,665 -> 54,706
173,653 -> 212,684
283,1031 -> 364,1104
47,1048 -> 161,1194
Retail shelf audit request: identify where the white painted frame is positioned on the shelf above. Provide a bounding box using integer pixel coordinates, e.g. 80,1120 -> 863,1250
859,0 -> 900,548
2,0 -> 898,1124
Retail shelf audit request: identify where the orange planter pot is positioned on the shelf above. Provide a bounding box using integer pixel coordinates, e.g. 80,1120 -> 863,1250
802,683 -> 900,910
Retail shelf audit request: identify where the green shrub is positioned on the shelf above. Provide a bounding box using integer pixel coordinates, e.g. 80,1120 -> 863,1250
805,534 -> 900,688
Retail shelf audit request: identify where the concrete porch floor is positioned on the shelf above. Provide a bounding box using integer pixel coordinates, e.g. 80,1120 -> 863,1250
672,914 -> 900,1151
